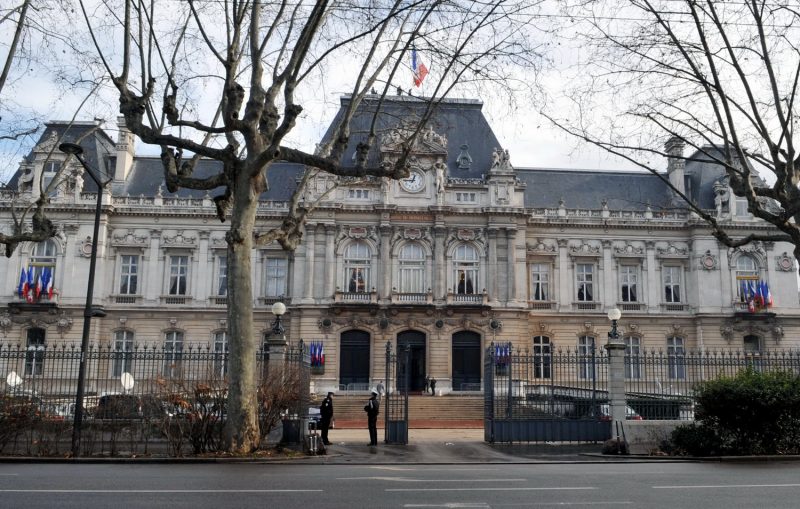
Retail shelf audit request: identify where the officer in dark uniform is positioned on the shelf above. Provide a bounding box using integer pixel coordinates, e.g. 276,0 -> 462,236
364,390 -> 380,446
319,391 -> 334,445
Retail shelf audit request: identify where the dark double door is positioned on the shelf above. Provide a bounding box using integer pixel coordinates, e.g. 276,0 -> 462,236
452,331 -> 481,391
340,330 -> 370,386
397,331 -> 426,392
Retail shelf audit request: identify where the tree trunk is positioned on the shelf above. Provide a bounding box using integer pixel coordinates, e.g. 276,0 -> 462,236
223,173 -> 260,453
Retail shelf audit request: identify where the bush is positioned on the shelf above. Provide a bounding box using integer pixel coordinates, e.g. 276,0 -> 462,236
668,369 -> 800,456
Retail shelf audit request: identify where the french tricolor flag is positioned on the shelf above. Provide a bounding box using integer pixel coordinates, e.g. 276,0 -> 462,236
412,48 -> 429,88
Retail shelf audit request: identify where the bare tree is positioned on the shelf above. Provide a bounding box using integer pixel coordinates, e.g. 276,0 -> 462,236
79,0 -> 542,452
546,0 -> 800,271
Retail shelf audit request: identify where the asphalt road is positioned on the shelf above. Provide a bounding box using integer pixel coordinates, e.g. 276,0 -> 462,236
1,461 -> 800,508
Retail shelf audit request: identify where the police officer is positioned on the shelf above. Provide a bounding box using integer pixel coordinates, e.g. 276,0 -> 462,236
364,390 -> 380,446
319,391 -> 334,445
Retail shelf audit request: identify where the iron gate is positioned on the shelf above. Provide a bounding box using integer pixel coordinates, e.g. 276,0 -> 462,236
384,341 -> 409,444
484,342 -> 611,443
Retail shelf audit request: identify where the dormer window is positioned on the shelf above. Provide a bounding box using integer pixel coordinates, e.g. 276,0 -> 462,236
43,161 -> 60,174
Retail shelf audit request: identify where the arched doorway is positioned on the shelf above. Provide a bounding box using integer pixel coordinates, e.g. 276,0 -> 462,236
452,331 -> 481,391
340,330 -> 370,388
397,330 -> 426,392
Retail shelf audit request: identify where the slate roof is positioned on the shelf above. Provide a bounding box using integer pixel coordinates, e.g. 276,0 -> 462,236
517,168 -> 677,211
321,95 -> 502,180
684,146 -> 731,209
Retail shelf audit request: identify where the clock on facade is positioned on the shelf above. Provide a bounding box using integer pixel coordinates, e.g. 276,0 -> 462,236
400,170 -> 425,192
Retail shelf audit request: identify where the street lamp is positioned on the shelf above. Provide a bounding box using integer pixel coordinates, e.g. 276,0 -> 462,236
58,142 -> 112,458
271,301 -> 286,336
607,307 -> 622,343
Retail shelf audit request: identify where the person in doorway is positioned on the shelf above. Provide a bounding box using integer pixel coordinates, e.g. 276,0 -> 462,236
319,391 -> 334,445
424,375 -> 430,394
430,377 -> 437,395
376,380 -> 385,399
364,390 -> 380,446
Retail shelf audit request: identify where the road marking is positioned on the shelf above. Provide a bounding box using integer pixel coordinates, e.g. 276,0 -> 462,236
0,489 -> 322,493
654,483 -> 800,489
338,477 -> 527,482
387,487 -> 597,492
404,504 -> 490,508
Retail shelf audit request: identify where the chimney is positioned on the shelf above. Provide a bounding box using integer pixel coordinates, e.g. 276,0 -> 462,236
114,116 -> 135,181
665,137 -> 685,195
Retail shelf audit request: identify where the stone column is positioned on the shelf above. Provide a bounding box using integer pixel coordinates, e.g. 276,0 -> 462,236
506,228 -> 518,304
324,224 -> 336,299
59,225 -> 79,300
605,335 -> 627,430
557,239 -> 570,311
718,242 -> 732,308
602,240 -> 614,309
197,231 -> 210,302
434,226 -> 447,300
487,227 -> 499,303
302,223 -> 316,302
380,225 -> 392,300
645,241 -> 658,312
145,230 -> 161,303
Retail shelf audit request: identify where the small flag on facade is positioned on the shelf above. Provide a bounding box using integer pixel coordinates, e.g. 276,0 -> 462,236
18,268 -> 26,298
412,48 -> 429,87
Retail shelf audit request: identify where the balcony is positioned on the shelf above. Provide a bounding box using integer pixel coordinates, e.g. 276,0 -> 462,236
334,290 -> 378,304
618,302 -> 645,312
528,300 -> 556,311
390,290 -> 433,305
160,295 -> 192,305
112,294 -> 141,305
446,291 -> 488,306
572,301 -> 600,311
259,296 -> 284,306
210,296 -> 228,306
661,303 -> 689,312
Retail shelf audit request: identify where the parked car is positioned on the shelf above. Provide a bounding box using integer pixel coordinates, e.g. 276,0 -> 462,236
596,403 -> 643,421
92,394 -> 167,419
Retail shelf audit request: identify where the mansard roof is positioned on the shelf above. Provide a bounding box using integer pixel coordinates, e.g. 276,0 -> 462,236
322,95 -> 502,180
517,167 -> 675,211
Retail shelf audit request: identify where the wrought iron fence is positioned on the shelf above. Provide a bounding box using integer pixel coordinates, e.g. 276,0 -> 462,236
0,341 -> 310,457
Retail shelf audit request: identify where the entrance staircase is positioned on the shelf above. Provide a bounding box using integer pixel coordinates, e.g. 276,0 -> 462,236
323,394 -> 484,429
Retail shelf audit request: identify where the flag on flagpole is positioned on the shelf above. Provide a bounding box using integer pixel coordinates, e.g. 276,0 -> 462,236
25,267 -> 34,303
320,343 -> 325,366
45,267 -> 54,299
18,268 -> 26,298
747,280 -> 756,312
766,281 -> 773,307
34,272 -> 42,300
411,48 -> 429,87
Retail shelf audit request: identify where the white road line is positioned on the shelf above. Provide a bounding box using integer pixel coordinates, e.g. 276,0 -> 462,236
404,504 -> 490,508
387,487 -> 598,492
0,489 -> 322,493
654,484 -> 800,489
338,477 -> 526,482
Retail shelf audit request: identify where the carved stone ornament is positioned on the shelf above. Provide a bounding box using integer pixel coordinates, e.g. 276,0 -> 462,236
527,239 -> 556,255
698,250 -> 718,271
614,242 -> 645,257
775,252 -> 795,272
0,312 -> 12,335
657,243 -> 689,257
457,144 -> 473,170
111,229 -> 148,247
211,235 -> 227,247
34,131 -> 60,154
162,230 -> 198,247
380,122 -> 448,156
403,228 -> 423,240
349,226 -> 368,239
721,316 -> 784,344
456,229 -> 476,241
78,236 -> 94,258
56,313 -> 73,335
729,241 -> 766,261
569,241 -> 601,257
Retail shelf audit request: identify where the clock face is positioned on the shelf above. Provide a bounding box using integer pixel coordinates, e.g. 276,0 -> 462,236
400,170 -> 425,192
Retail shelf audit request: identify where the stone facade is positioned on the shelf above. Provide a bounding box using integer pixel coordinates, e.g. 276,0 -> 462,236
1,97 -> 798,396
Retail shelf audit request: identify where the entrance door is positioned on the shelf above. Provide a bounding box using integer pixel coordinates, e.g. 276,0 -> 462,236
340,330 -> 370,388
452,331 -> 481,391
397,330 -> 426,392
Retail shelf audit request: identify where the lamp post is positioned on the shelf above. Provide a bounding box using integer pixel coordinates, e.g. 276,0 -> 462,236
59,142 -> 111,458
605,307 -> 626,425
271,301 -> 286,337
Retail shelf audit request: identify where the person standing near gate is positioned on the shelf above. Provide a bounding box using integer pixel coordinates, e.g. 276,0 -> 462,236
430,377 -> 437,395
319,391 -> 334,445
376,380 -> 385,399
424,375 -> 430,394
364,390 -> 380,446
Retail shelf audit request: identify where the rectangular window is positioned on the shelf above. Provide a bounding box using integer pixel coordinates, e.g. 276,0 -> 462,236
624,336 -> 641,379
113,330 -> 134,377
163,331 -> 184,377
265,258 -> 288,297
576,263 -> 594,301
24,329 -> 46,376
667,336 -> 686,380
455,268 -> 478,295
533,336 -> 551,379
530,263 -> 550,301
348,189 -> 370,200
455,192 -> 477,203
578,335 -> 596,380
119,255 -> 139,295
663,266 -> 682,303
168,255 -> 189,295
735,197 -> 750,218
213,331 -> 228,377
217,255 -> 228,296
620,265 -> 638,302
399,265 -> 425,293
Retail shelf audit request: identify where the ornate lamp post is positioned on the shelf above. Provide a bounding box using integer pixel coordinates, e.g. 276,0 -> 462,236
58,142 -> 112,458
271,301 -> 286,337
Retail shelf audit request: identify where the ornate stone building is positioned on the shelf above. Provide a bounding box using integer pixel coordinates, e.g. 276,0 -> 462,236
1,96 -> 798,394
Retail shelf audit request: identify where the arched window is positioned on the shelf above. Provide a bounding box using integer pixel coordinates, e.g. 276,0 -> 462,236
113,330 -> 134,377
532,336 -> 551,379
453,244 -> 479,295
735,255 -> 759,301
344,241 -> 371,293
27,240 -> 58,301
398,243 -> 425,293
624,335 -> 641,379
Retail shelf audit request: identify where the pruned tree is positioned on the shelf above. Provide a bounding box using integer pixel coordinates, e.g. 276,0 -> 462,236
79,0 -> 542,452
546,0 -> 800,272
